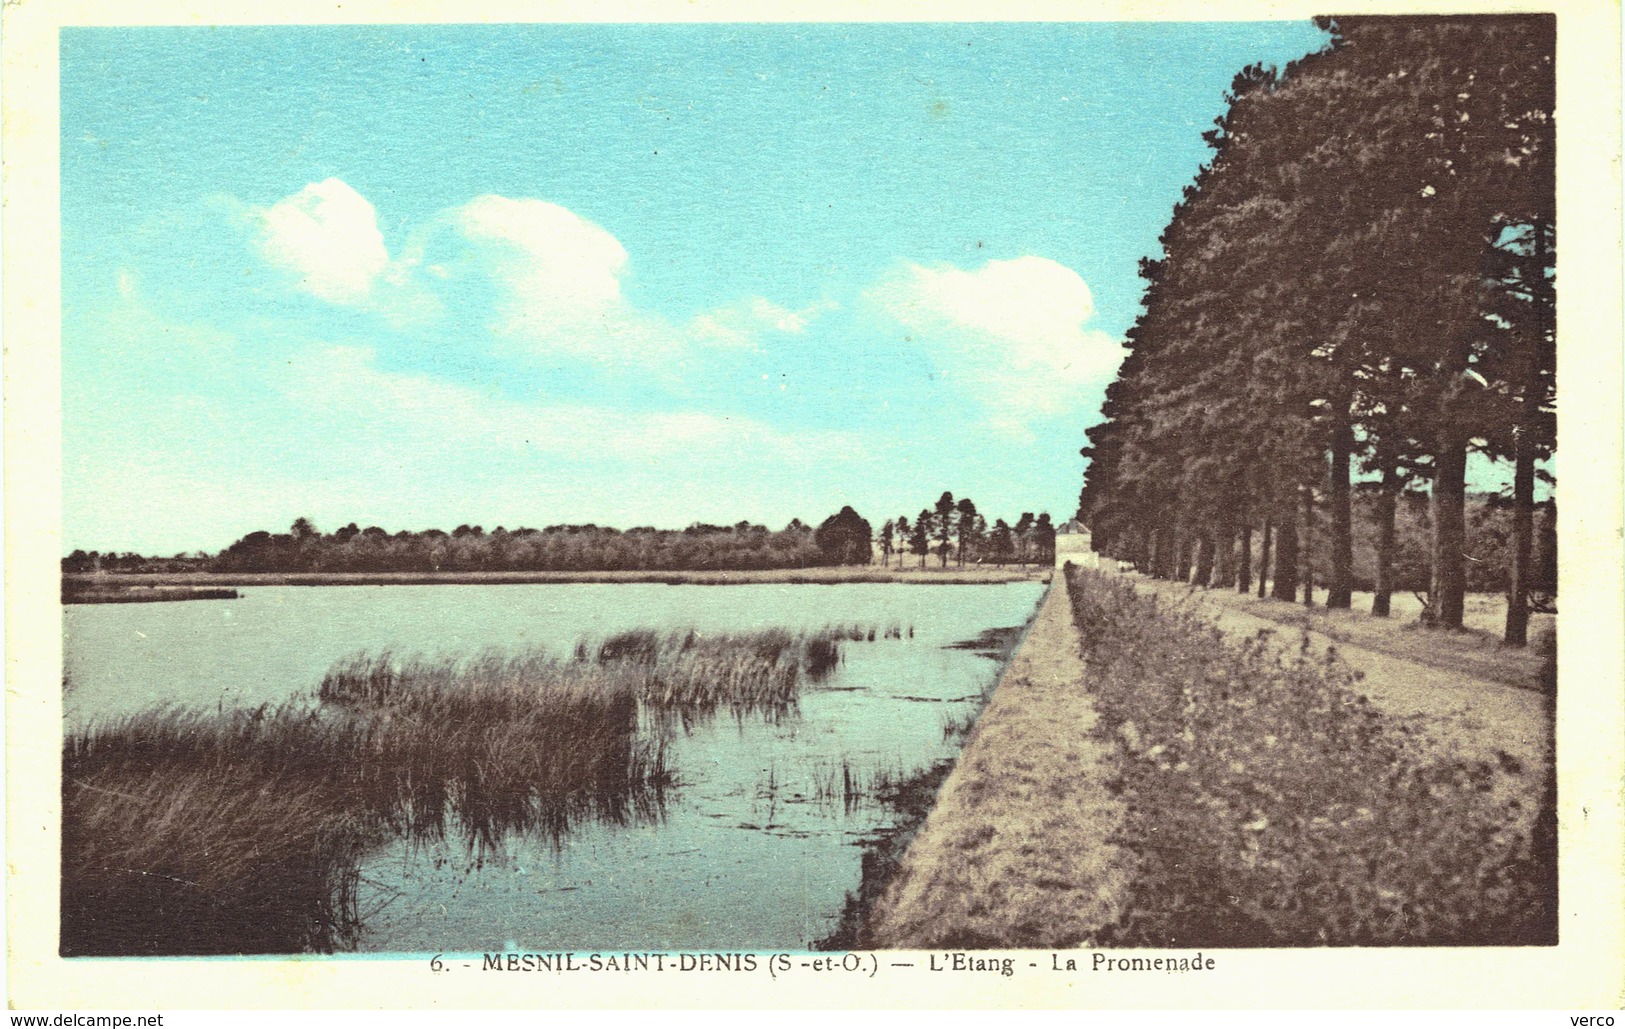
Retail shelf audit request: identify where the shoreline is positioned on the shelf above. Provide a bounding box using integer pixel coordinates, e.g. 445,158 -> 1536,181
61,566 -> 1052,593
62,585 -> 241,605
815,616 -> 1042,951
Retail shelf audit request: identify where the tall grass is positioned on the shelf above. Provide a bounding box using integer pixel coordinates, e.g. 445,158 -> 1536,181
1065,566 -> 1556,947
64,623 -> 888,955
66,651 -> 669,955
319,651 -> 669,847
63,704 -> 377,956
569,624 -> 905,718
62,766 -> 366,956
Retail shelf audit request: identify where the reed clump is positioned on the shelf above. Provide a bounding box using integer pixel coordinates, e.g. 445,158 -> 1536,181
63,622 -> 893,956
1064,566 -> 1555,947
63,704 -> 377,956
63,620 -> 890,962
624,629 -> 804,715
579,625 -> 899,716
62,765 -> 364,956
320,650 -> 669,845
65,649 -> 671,956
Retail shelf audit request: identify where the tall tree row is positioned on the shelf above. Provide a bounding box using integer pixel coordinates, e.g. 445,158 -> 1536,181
888,493 -> 1056,568
1078,16 -> 1555,644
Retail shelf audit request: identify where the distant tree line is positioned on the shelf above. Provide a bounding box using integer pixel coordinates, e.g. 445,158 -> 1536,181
1077,17 -> 1555,645
211,518 -> 834,573
66,497 -> 1059,575
875,493 -> 1056,570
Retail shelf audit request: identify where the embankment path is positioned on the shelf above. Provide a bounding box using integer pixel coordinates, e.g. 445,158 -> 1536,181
869,578 -> 1130,948
870,570 -> 1552,946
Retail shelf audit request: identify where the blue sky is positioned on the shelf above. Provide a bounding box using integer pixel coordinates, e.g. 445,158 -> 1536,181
62,22 -> 1334,555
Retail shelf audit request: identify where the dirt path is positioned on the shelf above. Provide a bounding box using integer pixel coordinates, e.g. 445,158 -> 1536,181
868,578 -> 1130,948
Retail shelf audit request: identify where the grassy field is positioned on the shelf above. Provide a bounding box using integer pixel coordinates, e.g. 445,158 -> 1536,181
62,565 -> 1050,594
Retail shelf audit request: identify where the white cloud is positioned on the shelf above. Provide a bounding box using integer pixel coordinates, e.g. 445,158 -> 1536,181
246,184 -> 826,365
457,195 -> 627,309
253,178 -> 390,305
448,195 -> 831,362
868,255 -> 1124,437
451,195 -> 657,356
688,296 -> 833,349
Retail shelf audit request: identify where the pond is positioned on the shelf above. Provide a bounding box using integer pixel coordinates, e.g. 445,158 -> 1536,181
63,581 -> 1046,953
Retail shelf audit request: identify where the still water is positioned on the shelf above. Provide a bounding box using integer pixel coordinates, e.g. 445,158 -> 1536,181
64,582 -> 1045,952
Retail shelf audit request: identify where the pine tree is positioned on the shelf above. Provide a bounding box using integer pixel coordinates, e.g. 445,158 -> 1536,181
911,510 -> 932,569
934,492 -> 956,569
954,497 -> 979,568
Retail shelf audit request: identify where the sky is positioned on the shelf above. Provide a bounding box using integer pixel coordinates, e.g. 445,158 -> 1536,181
61,22 -> 1335,556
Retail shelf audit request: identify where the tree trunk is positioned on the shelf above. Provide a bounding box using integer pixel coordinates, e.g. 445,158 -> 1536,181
1214,520 -> 1236,589
1272,499 -> 1299,603
1301,484 -> 1315,608
1176,530 -> 1194,583
1429,432 -> 1468,629
1155,524 -> 1178,580
1194,531 -> 1216,587
1505,424 -> 1536,646
1257,518 -> 1272,599
1372,459 -> 1399,617
1327,416 -> 1354,609
1237,524 -> 1253,594
1506,220 -> 1549,646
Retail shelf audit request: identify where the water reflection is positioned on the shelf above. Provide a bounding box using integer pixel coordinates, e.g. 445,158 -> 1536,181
62,583 -> 1044,954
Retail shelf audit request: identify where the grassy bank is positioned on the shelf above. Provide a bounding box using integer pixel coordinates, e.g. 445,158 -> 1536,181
1066,567 -> 1555,946
814,622 -> 1032,950
62,565 -> 1049,591
62,626 -> 870,956
867,580 -> 1131,948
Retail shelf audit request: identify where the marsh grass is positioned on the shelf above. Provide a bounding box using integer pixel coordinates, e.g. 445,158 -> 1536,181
62,704 -> 377,956
807,759 -> 907,814
63,674 -> 668,955
62,765 -> 366,956
751,758 -> 911,821
63,623 -> 892,955
324,654 -> 670,846
1065,567 -> 1556,947
576,624 -> 906,718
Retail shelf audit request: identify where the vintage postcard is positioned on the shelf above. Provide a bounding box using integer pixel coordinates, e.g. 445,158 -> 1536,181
5,0 -> 1622,1014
